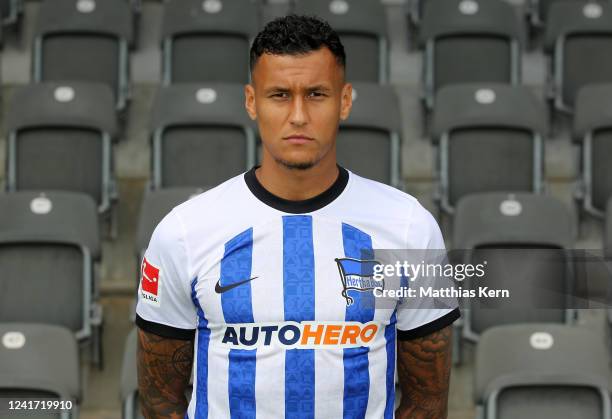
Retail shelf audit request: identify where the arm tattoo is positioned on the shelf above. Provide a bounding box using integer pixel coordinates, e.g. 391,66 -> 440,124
396,325 -> 453,419
137,328 -> 194,419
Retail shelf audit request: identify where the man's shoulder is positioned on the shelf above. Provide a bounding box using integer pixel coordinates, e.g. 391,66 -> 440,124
172,172 -> 249,222
346,171 -> 426,218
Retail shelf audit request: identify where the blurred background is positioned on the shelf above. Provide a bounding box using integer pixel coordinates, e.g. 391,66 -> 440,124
0,0 -> 612,418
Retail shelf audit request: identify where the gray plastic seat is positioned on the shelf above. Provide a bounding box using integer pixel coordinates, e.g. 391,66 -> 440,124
0,323 -> 80,419
5,82 -> 118,215
337,83 -> 401,187
293,0 -> 389,83
475,324 -> 610,419
32,0 -> 133,111
161,0 -> 258,84
432,84 -> 547,214
573,84 -> 612,217
150,84 -> 257,189
545,1 -> 612,113
419,0 -> 522,110
453,193 -> 575,346
0,191 -> 102,361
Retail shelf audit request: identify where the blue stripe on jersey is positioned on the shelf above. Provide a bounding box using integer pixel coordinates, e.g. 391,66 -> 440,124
191,277 -> 211,419
283,215 -> 315,418
384,311 -> 397,419
220,228 -> 256,418
341,223 -> 375,418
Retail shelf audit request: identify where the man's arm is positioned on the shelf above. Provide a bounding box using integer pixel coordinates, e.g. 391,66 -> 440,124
395,325 -> 453,419
137,328 -> 194,419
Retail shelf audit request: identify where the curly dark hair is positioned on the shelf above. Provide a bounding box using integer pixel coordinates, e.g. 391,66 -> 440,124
250,14 -> 346,73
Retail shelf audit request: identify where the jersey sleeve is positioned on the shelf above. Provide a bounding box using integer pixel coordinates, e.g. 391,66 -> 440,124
135,209 -> 197,340
396,203 -> 461,340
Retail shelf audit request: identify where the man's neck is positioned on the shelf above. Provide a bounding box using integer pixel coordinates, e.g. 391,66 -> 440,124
255,158 -> 340,201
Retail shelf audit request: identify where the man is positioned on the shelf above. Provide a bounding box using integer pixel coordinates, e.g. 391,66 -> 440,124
136,14 -> 460,419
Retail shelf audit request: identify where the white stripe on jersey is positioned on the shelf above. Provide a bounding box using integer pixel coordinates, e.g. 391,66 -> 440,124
252,220 -> 286,419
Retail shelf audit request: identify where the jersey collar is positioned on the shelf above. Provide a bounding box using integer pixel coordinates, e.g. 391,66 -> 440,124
244,165 -> 349,214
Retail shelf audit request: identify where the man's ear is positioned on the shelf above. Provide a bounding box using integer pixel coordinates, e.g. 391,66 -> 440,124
244,84 -> 257,121
339,82 -> 353,121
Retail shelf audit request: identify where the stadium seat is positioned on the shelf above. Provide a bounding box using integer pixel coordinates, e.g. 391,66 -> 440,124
475,324 -> 610,419
453,193 -> 575,347
293,0 -> 389,83
136,187 -> 207,282
0,323 -> 81,419
573,84 -> 612,217
337,82 -> 401,187
545,1 -> 612,113
5,82 -> 118,216
32,0 -> 133,112
432,84 -> 547,214
150,84 -> 257,189
161,0 -> 258,84
419,0 -> 522,110
0,191 -> 103,364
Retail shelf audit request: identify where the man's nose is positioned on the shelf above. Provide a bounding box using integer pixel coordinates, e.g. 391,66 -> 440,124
289,96 -> 308,126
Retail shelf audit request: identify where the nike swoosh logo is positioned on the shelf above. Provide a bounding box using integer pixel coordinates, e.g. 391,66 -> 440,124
215,277 -> 258,294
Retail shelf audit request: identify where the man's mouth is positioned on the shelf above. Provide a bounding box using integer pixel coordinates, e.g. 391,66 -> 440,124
283,135 -> 314,144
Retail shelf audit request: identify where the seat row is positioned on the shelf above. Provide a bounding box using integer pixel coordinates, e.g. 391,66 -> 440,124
4,81 -> 612,240
5,0 -> 612,119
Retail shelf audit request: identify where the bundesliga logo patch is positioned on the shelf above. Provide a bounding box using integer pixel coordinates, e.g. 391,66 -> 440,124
141,257 -> 161,306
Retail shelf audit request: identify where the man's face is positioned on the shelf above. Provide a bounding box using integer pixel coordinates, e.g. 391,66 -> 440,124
245,47 -> 352,170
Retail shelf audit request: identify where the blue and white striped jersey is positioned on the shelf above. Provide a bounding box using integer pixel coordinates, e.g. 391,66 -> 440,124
136,167 -> 460,419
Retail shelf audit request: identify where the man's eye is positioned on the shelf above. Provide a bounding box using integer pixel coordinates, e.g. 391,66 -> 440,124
308,91 -> 325,98
271,92 -> 289,98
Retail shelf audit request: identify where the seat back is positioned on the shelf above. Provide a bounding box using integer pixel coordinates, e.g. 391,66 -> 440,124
468,245 -> 568,336
150,84 -> 256,189
435,36 -> 512,92
475,324 -> 609,419
420,0 -> 521,107
496,386 -> 603,419
447,127 -> 534,206
545,2 -> 612,112
5,83 -> 116,211
453,193 -> 574,339
293,0 -> 388,83
14,127 -> 104,204
337,83 -> 401,186
161,0 -> 258,84
0,192 -> 99,336
433,84 -> 547,213
0,323 -> 80,405
160,125 -> 247,188
0,243 -> 84,332
34,0 -> 132,109
337,128 -> 391,184
574,84 -> 612,215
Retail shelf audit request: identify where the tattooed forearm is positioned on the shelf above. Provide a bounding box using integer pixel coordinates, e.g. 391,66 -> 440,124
137,328 -> 194,419
395,325 -> 453,419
